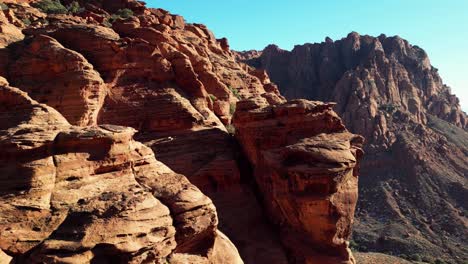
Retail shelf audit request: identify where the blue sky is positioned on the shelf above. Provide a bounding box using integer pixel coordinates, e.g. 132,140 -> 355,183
146,0 -> 467,111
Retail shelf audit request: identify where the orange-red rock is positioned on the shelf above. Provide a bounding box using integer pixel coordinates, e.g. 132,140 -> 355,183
0,1 -> 368,263
8,34 -> 106,126
234,98 -> 364,264
0,83 -> 241,263
242,32 -> 468,262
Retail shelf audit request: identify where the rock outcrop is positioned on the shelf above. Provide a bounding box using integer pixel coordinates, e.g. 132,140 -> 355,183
233,98 -> 363,264
240,33 -> 468,263
0,1 -> 363,263
0,83 -> 242,263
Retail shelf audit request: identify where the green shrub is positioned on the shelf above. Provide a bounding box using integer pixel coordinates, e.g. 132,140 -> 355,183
435,259 -> 446,264
108,8 -> 134,23
208,94 -> 217,103
358,245 -> 368,252
398,254 -> 409,260
229,86 -> 241,99
102,19 -> 112,27
229,102 -> 236,116
67,1 -> 83,14
0,2 -> 8,10
115,8 -> 133,19
349,240 -> 359,250
225,124 -> 235,134
409,253 -> 422,262
21,18 -> 31,26
33,0 -> 68,14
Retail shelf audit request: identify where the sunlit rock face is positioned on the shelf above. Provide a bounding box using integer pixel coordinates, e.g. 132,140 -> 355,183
0,83 -> 242,263
0,1 -> 366,263
239,32 -> 468,262
234,98 -> 363,264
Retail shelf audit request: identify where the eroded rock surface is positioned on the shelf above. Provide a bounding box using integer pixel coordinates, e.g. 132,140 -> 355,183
0,81 -> 240,263
0,1 -> 365,263
234,98 -> 364,264
240,32 -> 468,263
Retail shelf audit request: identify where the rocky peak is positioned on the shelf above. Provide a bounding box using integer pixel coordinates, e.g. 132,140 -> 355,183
242,32 -> 468,262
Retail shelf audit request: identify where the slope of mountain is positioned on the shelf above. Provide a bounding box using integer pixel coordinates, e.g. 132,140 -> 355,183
0,1 -> 363,263
238,32 -> 468,263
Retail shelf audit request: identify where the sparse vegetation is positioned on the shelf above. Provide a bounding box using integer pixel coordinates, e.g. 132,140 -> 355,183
422,256 -> 434,263
379,103 -> 399,113
33,0 -> 68,14
229,102 -> 236,116
398,254 -> 409,260
108,8 -> 134,23
349,240 -> 359,251
229,86 -> 241,99
208,94 -> 217,103
102,19 -> 112,27
0,2 -> 8,10
427,114 -> 468,149
66,1 -> 84,14
116,8 -> 134,18
409,253 -> 422,262
21,18 -> 31,26
225,124 -> 235,134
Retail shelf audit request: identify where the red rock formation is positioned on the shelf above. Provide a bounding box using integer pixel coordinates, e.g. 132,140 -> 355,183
233,98 -> 364,264
8,34 -> 106,126
0,1 -> 365,263
241,32 -> 468,262
0,82 -> 242,263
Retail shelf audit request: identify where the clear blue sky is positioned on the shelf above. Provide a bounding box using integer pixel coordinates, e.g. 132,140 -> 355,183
146,0 -> 467,111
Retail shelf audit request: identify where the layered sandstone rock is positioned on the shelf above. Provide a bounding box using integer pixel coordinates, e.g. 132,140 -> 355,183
0,82 -> 242,263
240,33 -> 468,262
0,1 -> 365,263
8,34 -> 106,126
233,98 -> 364,264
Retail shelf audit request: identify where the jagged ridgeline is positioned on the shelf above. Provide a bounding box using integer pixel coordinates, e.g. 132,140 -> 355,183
238,32 -> 468,263
0,1 -> 365,264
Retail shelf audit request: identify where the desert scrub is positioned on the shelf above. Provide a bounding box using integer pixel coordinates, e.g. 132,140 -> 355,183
379,103 -> 399,113
229,86 -> 241,99
0,2 -> 8,11
67,1 -> 84,14
208,94 -> 217,103
229,102 -> 236,116
109,8 -> 134,23
225,124 -> 235,134
21,18 -> 31,26
33,0 -> 68,14
409,254 -> 422,262
349,240 -> 359,251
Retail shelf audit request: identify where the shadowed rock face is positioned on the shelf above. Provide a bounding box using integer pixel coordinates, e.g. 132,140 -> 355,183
234,98 -> 363,264
239,33 -> 468,263
1,1 -> 363,263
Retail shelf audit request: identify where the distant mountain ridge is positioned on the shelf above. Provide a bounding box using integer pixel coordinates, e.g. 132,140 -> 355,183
237,32 -> 468,263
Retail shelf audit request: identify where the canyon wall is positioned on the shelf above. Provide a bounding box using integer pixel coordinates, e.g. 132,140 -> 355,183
240,33 -> 468,263
0,1 -> 362,263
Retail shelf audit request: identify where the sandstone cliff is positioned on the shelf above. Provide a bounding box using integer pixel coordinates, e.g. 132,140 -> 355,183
240,32 -> 468,263
0,81 -> 243,263
233,98 -> 363,264
0,1 -> 362,264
